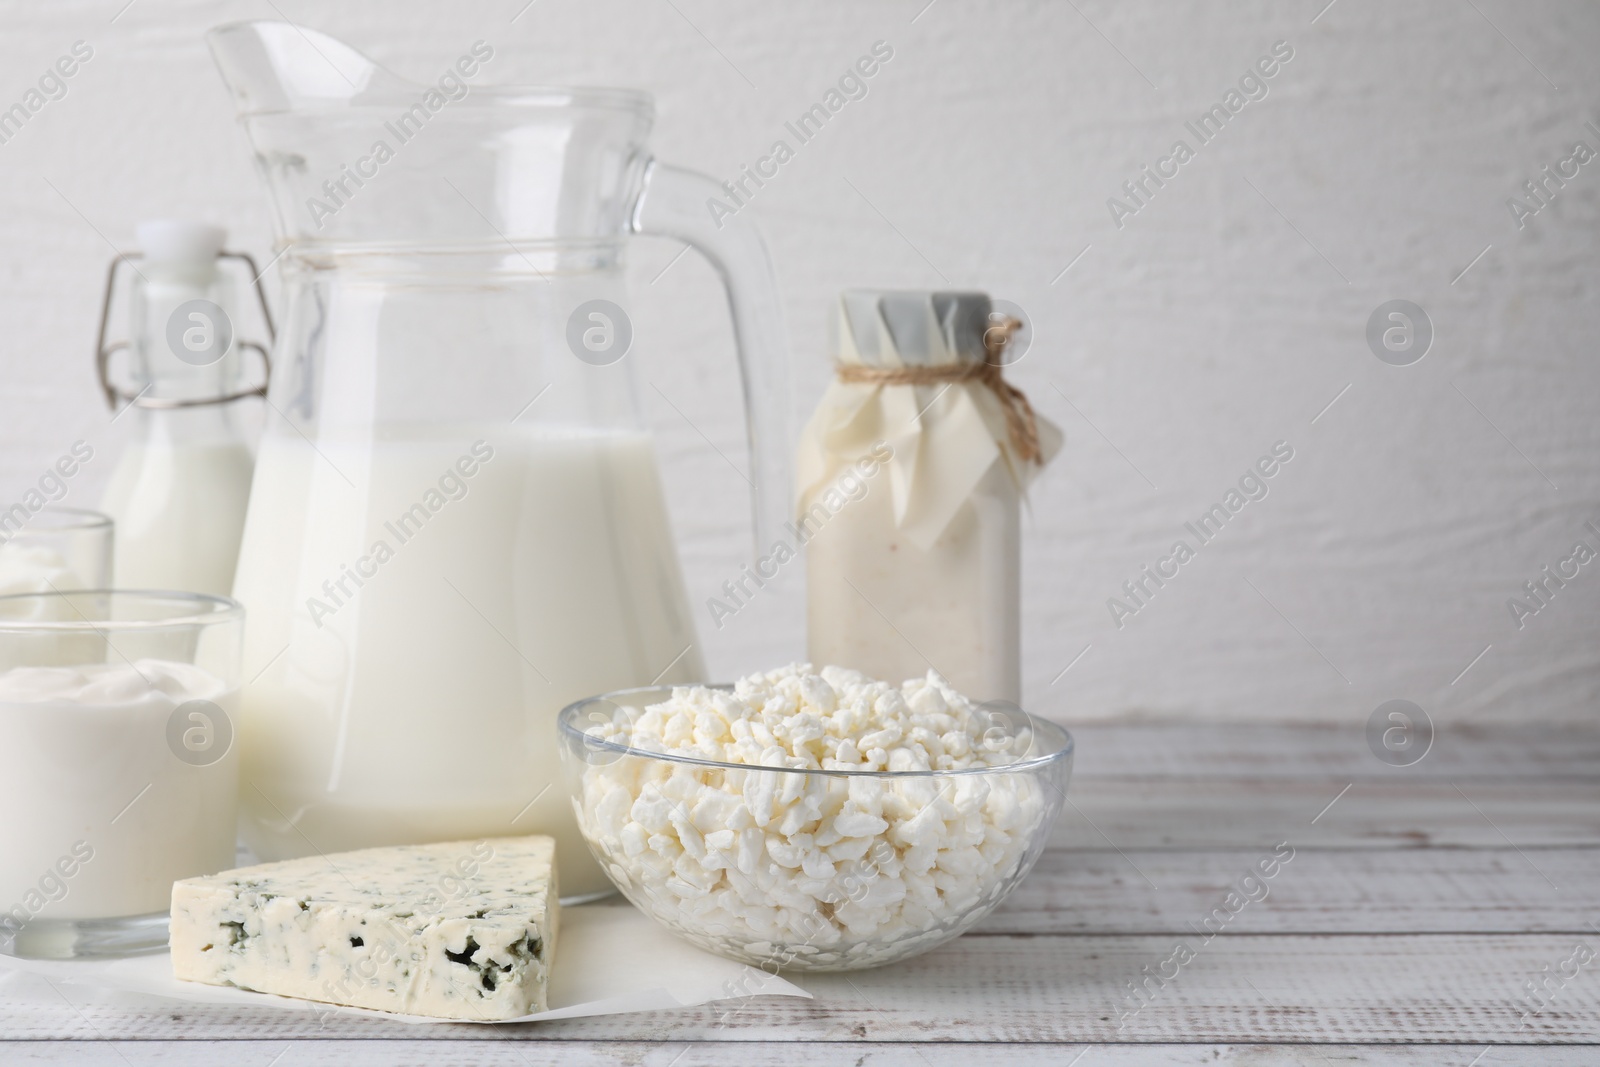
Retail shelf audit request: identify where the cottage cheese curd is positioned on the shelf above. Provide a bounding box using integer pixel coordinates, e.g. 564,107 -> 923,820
574,664 -> 1052,969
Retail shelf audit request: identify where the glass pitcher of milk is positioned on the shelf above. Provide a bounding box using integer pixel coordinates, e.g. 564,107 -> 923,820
209,22 -> 791,897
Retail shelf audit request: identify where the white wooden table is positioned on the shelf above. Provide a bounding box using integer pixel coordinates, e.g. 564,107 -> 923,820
5,721 -> 1598,1064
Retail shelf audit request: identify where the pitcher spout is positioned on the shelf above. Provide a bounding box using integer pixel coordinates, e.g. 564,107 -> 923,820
207,20 -> 400,114
206,21 -> 655,249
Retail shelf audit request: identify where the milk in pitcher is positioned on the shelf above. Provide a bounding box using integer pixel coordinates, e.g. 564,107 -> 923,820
233,424 -> 702,897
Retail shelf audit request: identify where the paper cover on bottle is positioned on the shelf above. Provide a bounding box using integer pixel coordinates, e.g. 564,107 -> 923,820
796,290 -> 1061,549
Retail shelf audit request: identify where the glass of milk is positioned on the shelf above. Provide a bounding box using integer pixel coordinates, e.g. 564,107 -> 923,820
0,507 -> 113,599
0,591 -> 243,958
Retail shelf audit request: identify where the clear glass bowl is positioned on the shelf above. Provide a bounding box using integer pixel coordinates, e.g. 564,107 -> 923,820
558,685 -> 1073,972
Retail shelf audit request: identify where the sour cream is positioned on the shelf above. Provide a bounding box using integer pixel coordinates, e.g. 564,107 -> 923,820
0,660 -> 238,924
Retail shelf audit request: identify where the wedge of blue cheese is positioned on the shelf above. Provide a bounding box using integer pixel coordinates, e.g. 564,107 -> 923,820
170,836 -> 558,1020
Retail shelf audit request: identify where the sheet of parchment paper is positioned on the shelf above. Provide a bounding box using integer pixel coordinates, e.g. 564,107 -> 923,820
0,902 -> 808,1024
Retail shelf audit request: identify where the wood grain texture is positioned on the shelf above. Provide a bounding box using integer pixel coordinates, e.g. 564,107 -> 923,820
4,722 -> 1597,1058
1052,776 -> 1600,849
3,1042 -> 1598,1066
7,933 -> 1599,1043
980,847 -> 1599,934
1065,723 -> 1600,779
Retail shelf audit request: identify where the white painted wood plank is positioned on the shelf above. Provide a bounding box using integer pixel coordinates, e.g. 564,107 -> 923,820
6,934 -> 1598,1043
981,847 -> 1599,934
1052,777 -> 1600,849
566,847 -> 1596,935
1064,723 -> 1600,780
4,727 -> 1594,1050
3,1041 -> 1597,1065
546,933 -> 1600,1044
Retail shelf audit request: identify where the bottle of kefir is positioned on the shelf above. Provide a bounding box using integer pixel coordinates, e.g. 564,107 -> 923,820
97,221 -> 271,597
797,290 -> 1061,704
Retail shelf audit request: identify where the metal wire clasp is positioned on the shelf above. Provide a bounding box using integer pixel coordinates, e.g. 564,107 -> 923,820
93,251 -> 277,411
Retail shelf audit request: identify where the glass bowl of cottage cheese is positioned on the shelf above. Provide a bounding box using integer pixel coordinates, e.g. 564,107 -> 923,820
558,664 -> 1072,972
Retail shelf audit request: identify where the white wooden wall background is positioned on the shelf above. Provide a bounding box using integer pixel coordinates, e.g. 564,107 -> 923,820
1,0 -> 1597,723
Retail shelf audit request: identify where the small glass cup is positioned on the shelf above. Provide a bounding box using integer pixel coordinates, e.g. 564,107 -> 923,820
0,507 -> 114,598
0,591 -> 243,959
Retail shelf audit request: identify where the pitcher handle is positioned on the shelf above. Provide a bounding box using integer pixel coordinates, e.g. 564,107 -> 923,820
631,160 -> 792,561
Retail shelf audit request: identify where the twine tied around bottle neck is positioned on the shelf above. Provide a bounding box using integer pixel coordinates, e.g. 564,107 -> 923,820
834,316 -> 1043,464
